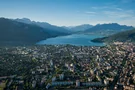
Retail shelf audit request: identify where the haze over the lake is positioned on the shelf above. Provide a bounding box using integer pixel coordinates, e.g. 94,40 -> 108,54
37,34 -> 105,46
0,0 -> 135,26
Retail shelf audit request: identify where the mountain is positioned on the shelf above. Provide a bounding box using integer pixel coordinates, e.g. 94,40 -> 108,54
91,28 -> 135,43
15,18 -> 71,34
85,23 -> 134,35
62,24 -> 93,32
15,18 -> 32,24
0,18 -> 68,46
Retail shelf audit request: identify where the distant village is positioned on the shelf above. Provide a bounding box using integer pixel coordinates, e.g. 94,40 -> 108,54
0,42 -> 135,90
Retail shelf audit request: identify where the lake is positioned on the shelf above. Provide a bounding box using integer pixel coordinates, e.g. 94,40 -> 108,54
37,34 -> 105,46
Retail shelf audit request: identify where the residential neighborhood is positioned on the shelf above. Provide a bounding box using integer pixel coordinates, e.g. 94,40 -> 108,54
0,42 -> 135,90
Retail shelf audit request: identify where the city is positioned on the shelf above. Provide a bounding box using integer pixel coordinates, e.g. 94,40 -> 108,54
0,42 -> 135,90
0,0 -> 135,90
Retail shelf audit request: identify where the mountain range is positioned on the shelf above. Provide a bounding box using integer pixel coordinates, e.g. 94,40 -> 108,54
85,23 -> 134,35
62,24 -> 93,32
15,18 -> 134,35
0,17 -> 134,46
91,28 -> 135,43
0,18 -> 69,46
15,18 -> 71,35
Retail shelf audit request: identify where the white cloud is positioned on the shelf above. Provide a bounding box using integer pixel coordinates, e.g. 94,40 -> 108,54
121,0 -> 134,3
118,17 -> 135,26
101,9 -> 135,26
91,6 -> 109,10
85,11 -> 96,14
115,8 -> 123,11
103,10 -> 135,18
91,7 -> 99,9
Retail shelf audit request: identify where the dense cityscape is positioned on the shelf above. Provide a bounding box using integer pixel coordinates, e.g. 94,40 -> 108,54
0,42 -> 135,90
1,0 -> 135,90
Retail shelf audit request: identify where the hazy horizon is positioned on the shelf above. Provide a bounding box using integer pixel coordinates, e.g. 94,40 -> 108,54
0,0 -> 135,26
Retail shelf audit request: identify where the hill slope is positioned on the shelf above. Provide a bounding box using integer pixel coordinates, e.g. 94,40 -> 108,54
0,18 -> 64,45
62,24 -> 93,32
85,23 -> 134,35
15,18 -> 71,34
91,28 -> 135,43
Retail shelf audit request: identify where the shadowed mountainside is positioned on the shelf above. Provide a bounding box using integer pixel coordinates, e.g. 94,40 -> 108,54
0,18 -> 69,46
91,28 -> 135,43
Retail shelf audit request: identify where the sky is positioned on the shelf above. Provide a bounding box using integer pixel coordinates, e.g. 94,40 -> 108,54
0,0 -> 135,26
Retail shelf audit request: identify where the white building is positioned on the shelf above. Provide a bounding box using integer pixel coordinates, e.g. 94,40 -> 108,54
76,80 -> 80,87
59,74 -> 64,80
52,76 -> 56,82
104,79 -> 109,85
52,81 -> 73,86
46,83 -> 51,89
50,60 -> 53,66
32,80 -> 36,88
82,82 -> 103,86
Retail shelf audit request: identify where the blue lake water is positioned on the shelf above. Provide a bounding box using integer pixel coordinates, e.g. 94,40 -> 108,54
37,34 -> 105,46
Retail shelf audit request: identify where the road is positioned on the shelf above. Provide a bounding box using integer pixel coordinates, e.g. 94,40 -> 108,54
109,52 -> 129,90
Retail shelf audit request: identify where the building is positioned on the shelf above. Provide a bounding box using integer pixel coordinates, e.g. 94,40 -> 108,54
76,80 -> 80,87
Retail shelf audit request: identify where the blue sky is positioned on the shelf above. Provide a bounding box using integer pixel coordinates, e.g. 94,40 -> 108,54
0,0 -> 135,26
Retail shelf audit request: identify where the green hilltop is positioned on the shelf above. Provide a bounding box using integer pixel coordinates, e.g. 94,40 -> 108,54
91,28 -> 135,43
